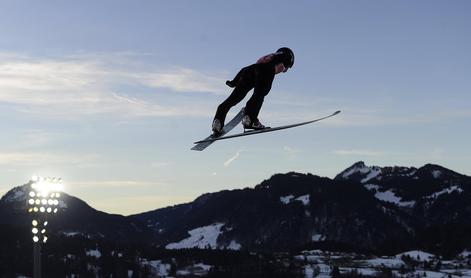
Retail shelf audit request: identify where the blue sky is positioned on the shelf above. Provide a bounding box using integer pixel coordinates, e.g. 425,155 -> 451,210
0,1 -> 470,215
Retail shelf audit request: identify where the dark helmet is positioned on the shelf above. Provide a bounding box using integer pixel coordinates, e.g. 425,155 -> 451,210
276,47 -> 295,68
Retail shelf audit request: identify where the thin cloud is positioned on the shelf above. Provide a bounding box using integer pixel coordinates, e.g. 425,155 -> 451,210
18,129 -> 71,148
0,151 -> 100,167
151,161 -> 174,168
0,52 -> 225,118
85,194 -> 193,215
141,68 -> 226,94
224,150 -> 242,167
283,146 -> 301,155
68,180 -> 164,189
333,149 -> 392,156
267,90 -> 471,127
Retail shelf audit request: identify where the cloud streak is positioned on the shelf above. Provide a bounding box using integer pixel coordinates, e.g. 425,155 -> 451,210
0,151 -> 100,167
224,150 -> 241,167
266,90 -> 471,128
4,52 -> 466,126
283,146 -> 301,155
333,149 -> 392,157
68,180 -> 164,189
141,68 -> 226,94
151,161 -> 174,168
85,194 -> 192,215
0,52 -> 226,118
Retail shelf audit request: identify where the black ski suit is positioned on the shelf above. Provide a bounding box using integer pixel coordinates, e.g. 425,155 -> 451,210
214,53 -> 287,125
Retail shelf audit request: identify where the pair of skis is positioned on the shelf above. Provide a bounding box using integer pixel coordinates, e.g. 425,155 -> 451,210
191,108 -> 341,151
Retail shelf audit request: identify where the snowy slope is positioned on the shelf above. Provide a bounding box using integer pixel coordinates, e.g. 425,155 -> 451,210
165,223 -> 242,250
166,223 -> 225,249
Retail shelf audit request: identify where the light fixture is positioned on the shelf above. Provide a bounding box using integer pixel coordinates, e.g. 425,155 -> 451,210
28,175 -> 63,245
28,175 -> 63,278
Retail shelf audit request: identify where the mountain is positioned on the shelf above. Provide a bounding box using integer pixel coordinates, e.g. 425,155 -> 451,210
1,162 -> 470,256
334,161 -> 471,226
132,174 -> 410,252
333,161 -> 471,255
0,182 -> 154,242
130,161 -> 471,255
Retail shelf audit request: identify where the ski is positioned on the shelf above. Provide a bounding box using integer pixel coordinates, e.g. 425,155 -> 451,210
194,110 -> 340,145
191,107 -> 246,151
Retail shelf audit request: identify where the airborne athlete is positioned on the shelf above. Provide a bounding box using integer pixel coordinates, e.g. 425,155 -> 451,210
191,47 -> 340,151
212,47 -> 295,133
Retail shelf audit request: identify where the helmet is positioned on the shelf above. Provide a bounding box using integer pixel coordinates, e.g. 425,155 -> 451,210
276,47 -> 295,68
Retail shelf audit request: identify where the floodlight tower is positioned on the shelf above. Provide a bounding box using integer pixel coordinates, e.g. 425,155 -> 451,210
27,176 -> 63,278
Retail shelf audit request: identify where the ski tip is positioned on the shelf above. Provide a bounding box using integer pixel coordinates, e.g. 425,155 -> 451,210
333,110 -> 341,115
191,143 -> 209,151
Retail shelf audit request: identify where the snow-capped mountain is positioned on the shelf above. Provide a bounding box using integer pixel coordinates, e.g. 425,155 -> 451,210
335,161 -> 470,223
1,162 -> 470,256
131,162 -> 471,255
132,173 -> 407,252
0,182 -> 154,242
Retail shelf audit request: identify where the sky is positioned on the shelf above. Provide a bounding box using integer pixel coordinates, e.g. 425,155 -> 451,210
0,1 -> 470,215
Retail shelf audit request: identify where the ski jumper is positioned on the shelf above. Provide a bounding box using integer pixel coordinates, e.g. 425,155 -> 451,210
214,53 -> 288,125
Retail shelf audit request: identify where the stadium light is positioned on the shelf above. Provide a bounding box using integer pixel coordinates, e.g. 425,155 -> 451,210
27,176 -> 63,278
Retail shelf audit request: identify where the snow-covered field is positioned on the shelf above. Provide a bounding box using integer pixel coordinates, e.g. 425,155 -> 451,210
296,249 -> 471,278
166,223 -> 225,250
373,189 -> 416,207
85,249 -> 101,258
280,194 -> 311,206
29,247 -> 469,278
140,259 -> 172,277
165,222 -> 242,250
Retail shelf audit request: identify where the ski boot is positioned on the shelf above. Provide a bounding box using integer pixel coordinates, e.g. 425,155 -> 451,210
212,118 -> 224,134
242,115 -> 268,131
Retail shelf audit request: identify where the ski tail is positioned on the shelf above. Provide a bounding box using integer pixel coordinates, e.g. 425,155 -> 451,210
191,107 -> 245,151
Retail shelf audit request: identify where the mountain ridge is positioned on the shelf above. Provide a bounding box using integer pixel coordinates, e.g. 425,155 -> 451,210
1,161 -> 470,256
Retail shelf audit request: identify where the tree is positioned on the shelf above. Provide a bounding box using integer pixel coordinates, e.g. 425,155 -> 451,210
380,267 -> 393,278
434,260 -> 441,272
313,265 -> 320,277
330,265 -> 340,278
